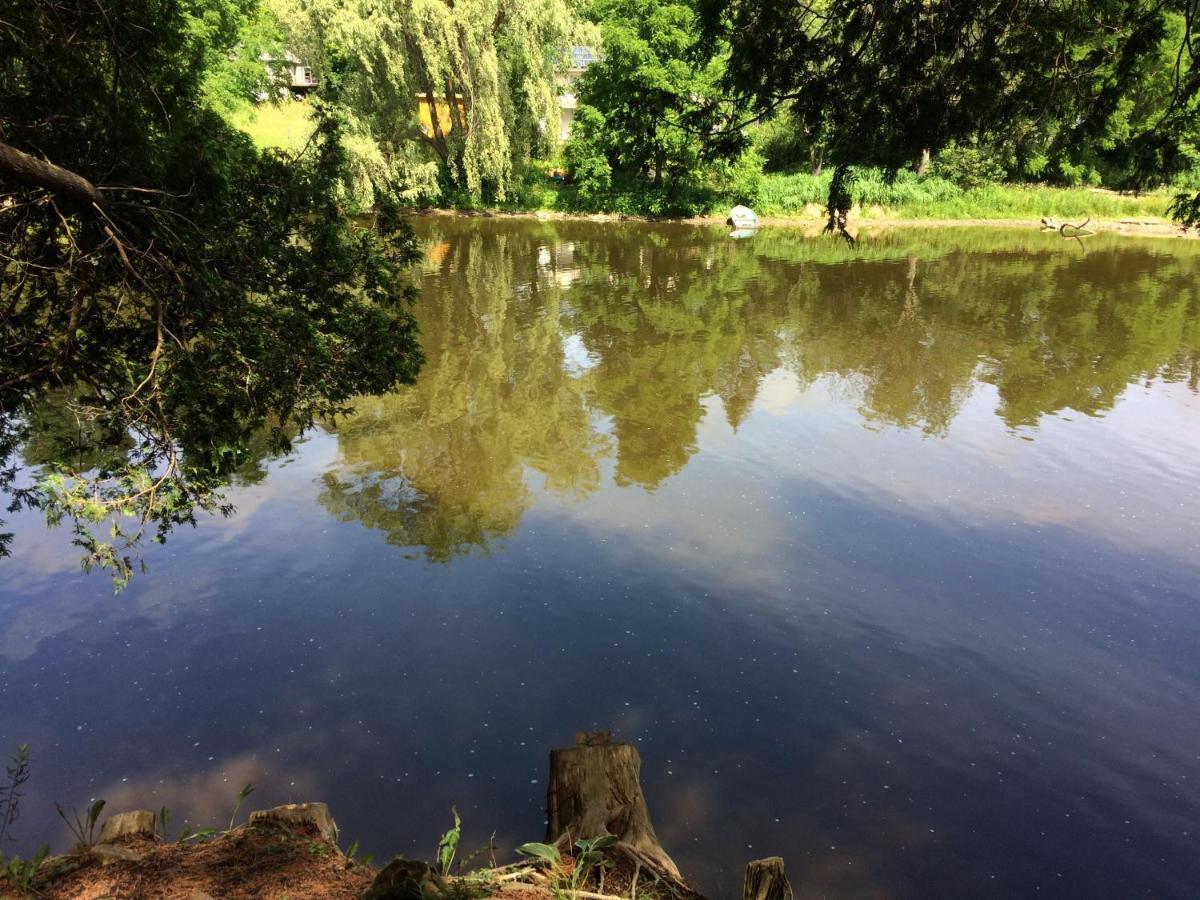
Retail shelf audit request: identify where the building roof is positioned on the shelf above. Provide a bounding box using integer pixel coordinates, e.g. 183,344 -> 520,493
569,46 -> 598,69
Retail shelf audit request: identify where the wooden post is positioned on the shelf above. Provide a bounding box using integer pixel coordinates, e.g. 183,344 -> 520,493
546,731 -> 682,881
743,857 -> 793,900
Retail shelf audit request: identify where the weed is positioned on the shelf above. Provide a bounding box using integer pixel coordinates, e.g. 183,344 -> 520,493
0,745 -> 31,843
177,825 -> 218,844
517,835 -> 618,895
155,806 -> 171,841
436,806 -> 461,876
456,830 -> 498,874
0,846 -> 48,897
228,783 -> 255,831
55,798 -> 104,848
345,838 -> 375,867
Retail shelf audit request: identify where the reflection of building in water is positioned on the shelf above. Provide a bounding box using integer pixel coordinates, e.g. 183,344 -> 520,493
537,241 -> 581,290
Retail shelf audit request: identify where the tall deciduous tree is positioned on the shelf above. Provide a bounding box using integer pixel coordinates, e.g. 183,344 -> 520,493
700,0 -> 1200,232
275,0 -> 595,202
1,0 -> 423,584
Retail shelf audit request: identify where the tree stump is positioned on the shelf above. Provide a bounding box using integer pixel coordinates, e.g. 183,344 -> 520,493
743,857 -> 793,900
546,731 -> 682,881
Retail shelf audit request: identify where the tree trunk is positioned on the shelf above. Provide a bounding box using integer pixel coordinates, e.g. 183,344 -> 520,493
809,147 -> 824,176
916,147 -> 931,177
546,732 -> 681,881
0,140 -> 102,206
743,857 -> 793,900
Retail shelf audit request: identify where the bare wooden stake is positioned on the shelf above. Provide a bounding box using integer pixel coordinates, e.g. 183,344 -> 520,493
743,857 -> 793,900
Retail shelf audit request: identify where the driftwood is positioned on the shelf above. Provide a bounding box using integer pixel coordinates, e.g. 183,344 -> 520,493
0,140 -> 102,206
743,857 -> 793,900
1040,216 -> 1095,237
546,731 -> 682,881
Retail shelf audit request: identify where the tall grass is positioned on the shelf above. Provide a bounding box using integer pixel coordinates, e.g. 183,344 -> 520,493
756,169 -> 1179,220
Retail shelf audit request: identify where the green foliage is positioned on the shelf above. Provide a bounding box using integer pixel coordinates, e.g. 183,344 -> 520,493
931,143 -> 1008,190
517,835 -> 617,895
569,834 -> 617,891
562,0 -> 748,215
195,0 -> 288,113
515,842 -> 562,865
0,845 -> 48,897
755,169 -> 1177,220
55,799 -> 105,849
155,807 -> 172,841
437,807 -> 462,876
1,0 -> 424,582
274,0 -> 595,203
704,0 -> 1200,219
229,783 -> 256,830
563,106 -> 614,204
1170,191 -> 1200,229
0,745 -> 31,844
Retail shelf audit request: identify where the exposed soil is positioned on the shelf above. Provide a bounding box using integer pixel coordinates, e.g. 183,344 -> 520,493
16,823 -> 375,900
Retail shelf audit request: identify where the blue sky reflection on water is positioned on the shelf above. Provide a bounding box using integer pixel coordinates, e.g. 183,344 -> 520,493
1,221 -> 1199,898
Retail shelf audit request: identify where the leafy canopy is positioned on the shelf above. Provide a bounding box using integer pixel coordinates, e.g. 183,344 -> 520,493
0,0 -> 423,585
274,0 -> 596,203
700,0 -> 1200,226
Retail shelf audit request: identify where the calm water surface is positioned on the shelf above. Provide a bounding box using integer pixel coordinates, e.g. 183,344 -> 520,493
3,220 -> 1200,898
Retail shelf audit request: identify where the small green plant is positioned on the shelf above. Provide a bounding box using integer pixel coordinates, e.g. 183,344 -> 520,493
55,798 -> 105,848
0,846 -> 48,896
455,830 -> 498,874
570,835 -> 617,893
177,824 -> 218,844
436,806 -> 462,876
515,841 -> 561,865
155,806 -> 171,841
0,745 -> 32,843
229,783 -> 255,830
345,838 -> 375,867
517,835 -> 617,894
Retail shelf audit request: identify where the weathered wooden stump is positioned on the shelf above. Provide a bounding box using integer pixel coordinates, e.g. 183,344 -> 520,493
743,857 -> 793,900
546,731 -> 682,881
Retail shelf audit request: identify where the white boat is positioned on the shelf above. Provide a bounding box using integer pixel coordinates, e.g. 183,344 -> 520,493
727,205 -> 760,230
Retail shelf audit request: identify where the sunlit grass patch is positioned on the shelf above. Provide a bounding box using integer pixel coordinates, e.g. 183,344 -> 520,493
228,100 -> 316,153
756,170 -> 1179,221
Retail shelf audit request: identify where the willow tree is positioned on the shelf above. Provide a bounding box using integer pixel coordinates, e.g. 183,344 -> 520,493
276,0 -> 595,202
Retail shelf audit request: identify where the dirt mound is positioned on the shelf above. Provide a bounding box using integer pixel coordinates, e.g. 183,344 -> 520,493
25,821 -> 374,899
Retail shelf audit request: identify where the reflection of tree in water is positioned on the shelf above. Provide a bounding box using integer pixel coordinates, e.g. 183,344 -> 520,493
320,220 -> 1200,559
320,227 -> 609,561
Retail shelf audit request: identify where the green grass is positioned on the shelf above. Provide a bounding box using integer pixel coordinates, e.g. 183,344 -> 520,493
756,170 -> 1179,221
228,100 -> 315,153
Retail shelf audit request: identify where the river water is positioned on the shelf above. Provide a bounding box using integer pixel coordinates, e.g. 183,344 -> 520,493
2,219 -> 1199,897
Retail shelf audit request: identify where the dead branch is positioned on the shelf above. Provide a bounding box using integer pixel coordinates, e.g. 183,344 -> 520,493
0,140 -> 102,206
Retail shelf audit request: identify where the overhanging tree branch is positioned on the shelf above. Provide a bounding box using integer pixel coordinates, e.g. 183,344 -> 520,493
0,140 -> 102,207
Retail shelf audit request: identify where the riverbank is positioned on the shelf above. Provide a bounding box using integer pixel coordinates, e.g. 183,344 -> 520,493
227,102 -> 1192,234
2,736 -> 737,900
407,205 -> 1196,240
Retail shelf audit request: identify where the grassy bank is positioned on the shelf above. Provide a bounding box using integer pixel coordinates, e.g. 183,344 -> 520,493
755,170 -> 1175,221
227,102 -> 1186,223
